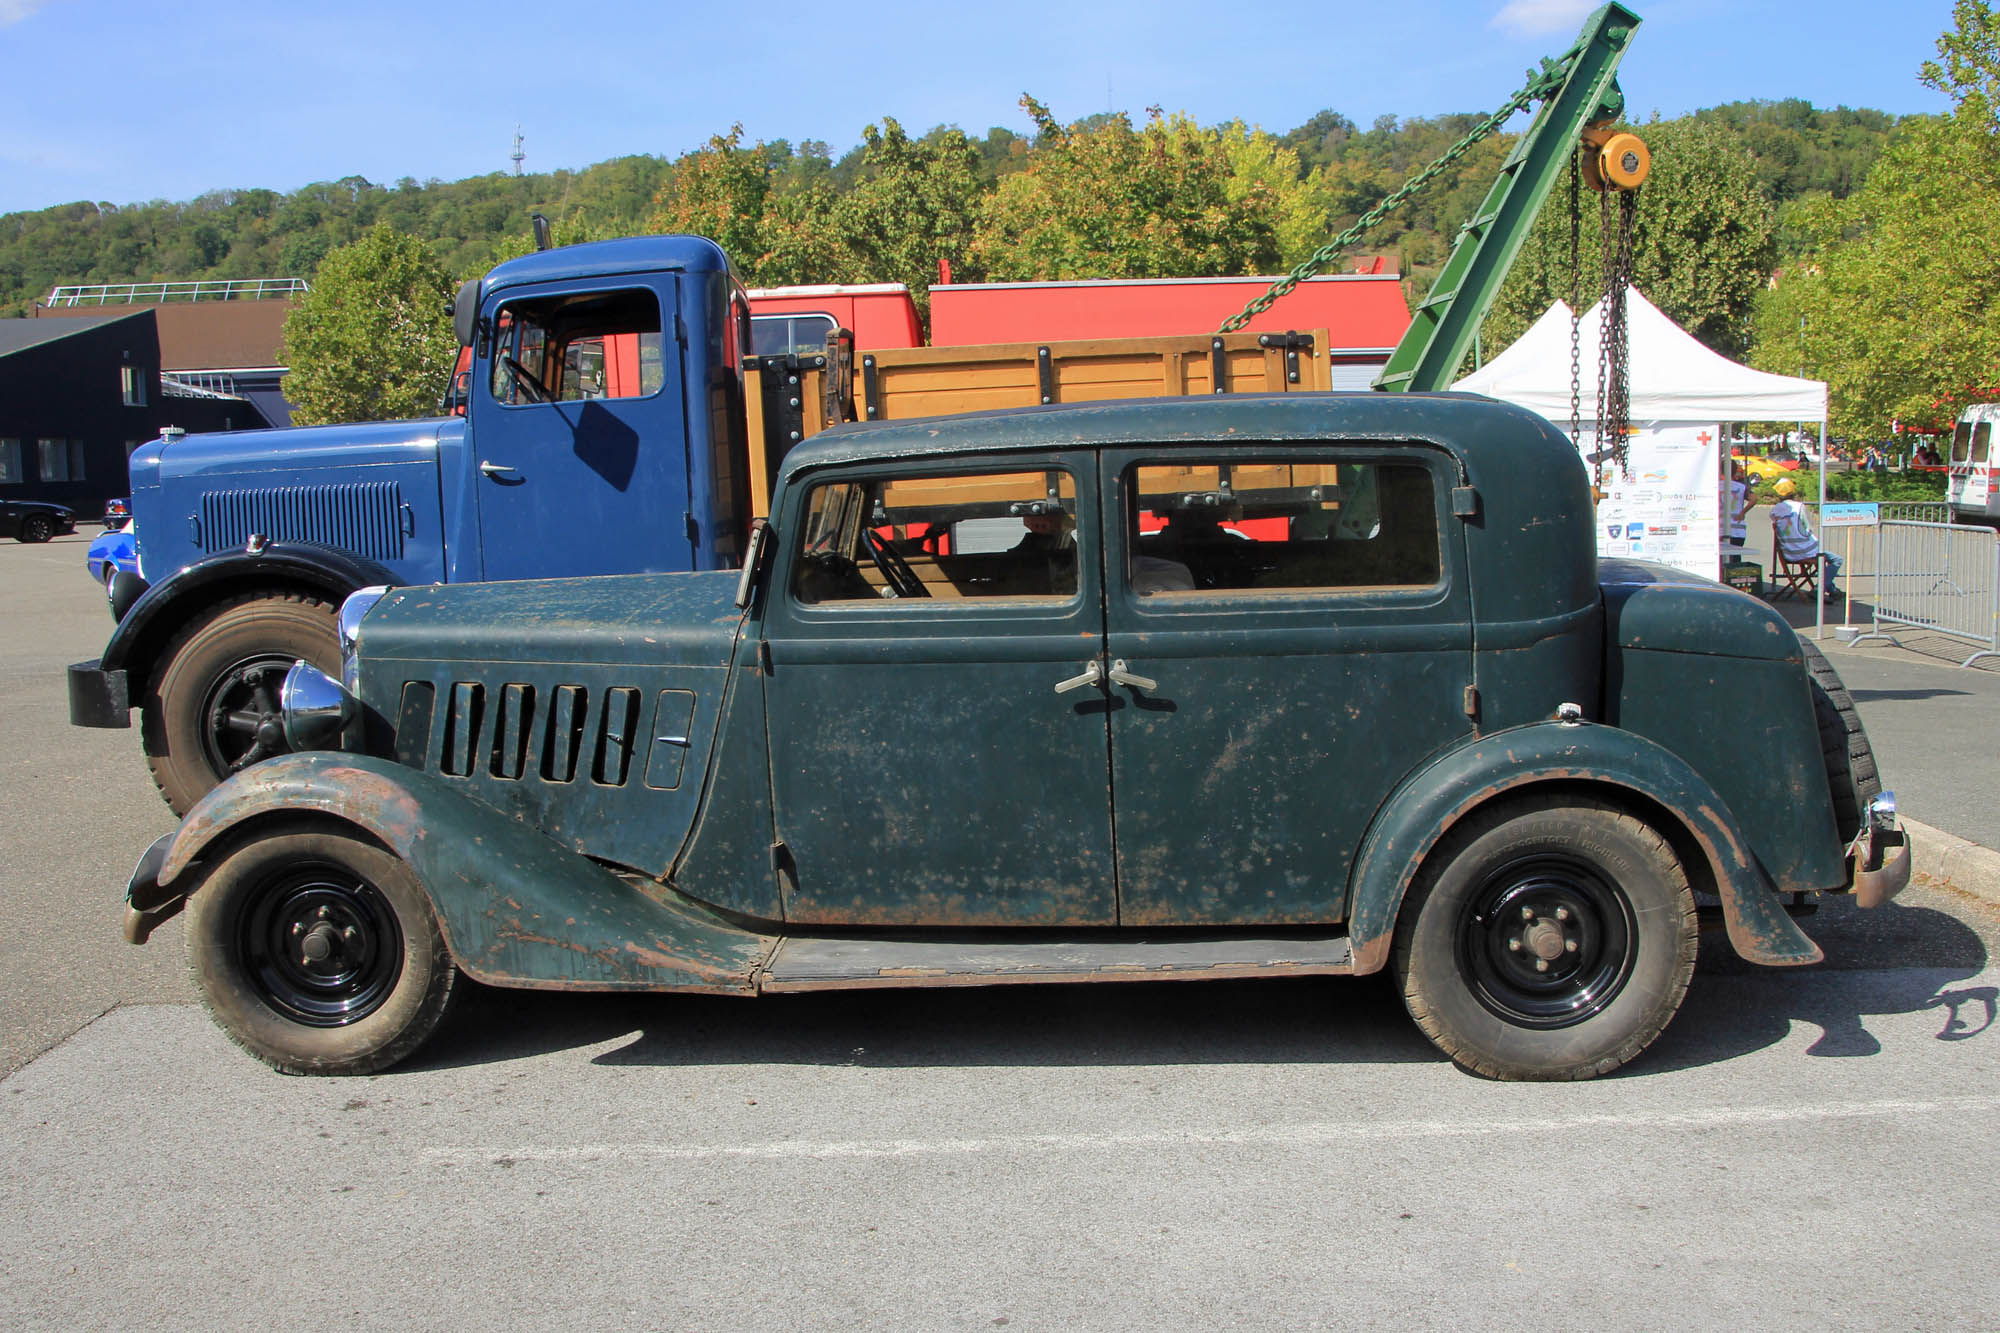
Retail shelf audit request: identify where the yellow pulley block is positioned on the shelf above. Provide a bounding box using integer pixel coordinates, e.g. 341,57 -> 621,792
1580,126 -> 1650,192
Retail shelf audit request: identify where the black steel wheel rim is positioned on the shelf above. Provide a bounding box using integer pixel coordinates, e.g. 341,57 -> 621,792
1457,854 -> 1637,1029
196,652 -> 296,776
24,516 -> 51,541
239,861 -> 403,1026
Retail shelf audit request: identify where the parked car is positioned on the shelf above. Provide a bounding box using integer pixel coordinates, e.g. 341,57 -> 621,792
1,498 -> 75,543
115,394 -> 1909,1082
1734,453 -> 1799,481
84,522 -> 144,617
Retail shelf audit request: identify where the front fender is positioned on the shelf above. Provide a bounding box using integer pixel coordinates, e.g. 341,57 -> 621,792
1345,721 -> 1822,974
136,752 -> 773,994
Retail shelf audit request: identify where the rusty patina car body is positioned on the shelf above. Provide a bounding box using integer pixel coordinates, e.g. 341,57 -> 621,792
123,393 -> 1909,1079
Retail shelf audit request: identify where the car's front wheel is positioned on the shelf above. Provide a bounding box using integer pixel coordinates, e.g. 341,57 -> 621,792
1393,796 -> 1697,1080
185,824 -> 458,1075
19,513 -> 54,544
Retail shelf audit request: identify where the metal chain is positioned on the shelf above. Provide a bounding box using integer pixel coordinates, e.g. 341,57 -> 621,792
1218,61 -> 1572,333
1595,186 -> 1639,476
1567,151 -> 1583,465
1596,187 -> 1616,478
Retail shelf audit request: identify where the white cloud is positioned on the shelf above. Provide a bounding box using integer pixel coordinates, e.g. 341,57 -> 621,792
1490,0 -> 1596,37
0,0 -> 55,26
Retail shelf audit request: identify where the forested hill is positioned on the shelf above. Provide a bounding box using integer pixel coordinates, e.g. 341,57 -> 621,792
0,97 -> 1901,319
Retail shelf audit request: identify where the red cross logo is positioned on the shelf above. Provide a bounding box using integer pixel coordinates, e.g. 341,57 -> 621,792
1697,430 -> 1712,446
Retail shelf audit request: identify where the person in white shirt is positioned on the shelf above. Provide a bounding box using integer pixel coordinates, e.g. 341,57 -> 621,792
1770,477 -> 1842,596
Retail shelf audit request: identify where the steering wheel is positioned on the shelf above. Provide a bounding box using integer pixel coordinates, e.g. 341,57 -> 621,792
503,356 -> 551,404
864,530 -> 929,598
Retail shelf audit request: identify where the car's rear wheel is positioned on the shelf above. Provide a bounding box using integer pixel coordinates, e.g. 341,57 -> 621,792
185,824 -> 458,1075
141,591 -> 340,814
19,513 -> 54,544
1394,795 -> 1697,1080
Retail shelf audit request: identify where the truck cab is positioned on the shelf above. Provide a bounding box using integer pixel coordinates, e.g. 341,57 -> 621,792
73,237 -> 754,814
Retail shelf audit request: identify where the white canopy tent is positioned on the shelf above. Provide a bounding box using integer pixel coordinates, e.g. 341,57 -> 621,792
1456,289 -> 1832,625
1456,290 -> 1826,422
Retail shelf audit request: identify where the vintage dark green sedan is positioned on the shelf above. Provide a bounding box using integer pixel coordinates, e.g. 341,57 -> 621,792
121,394 -> 1909,1079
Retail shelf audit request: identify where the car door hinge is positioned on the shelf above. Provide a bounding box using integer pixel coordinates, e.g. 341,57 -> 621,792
1452,485 -> 1480,518
1462,684 -> 1480,720
676,311 -> 689,346
758,640 -> 773,674
685,512 -> 700,549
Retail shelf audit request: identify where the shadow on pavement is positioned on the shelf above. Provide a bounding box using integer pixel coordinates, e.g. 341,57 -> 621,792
399,891 -> 1992,1080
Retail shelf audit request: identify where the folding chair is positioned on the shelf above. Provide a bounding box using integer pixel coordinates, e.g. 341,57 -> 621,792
1768,525 -> 1819,600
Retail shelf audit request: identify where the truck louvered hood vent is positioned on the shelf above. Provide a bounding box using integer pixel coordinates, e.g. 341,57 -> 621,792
200,481 -> 407,559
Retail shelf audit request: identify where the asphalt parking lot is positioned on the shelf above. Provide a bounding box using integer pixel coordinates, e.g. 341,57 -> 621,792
4,530 -> 1999,1326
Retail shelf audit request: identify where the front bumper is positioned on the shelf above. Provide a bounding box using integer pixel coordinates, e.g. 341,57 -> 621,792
1848,792 -> 1910,909
68,659 -> 131,728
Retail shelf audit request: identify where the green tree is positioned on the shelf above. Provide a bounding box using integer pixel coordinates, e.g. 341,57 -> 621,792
1750,1 -> 2000,436
1483,117 -> 1776,357
969,99 -> 1287,281
280,224 -> 457,425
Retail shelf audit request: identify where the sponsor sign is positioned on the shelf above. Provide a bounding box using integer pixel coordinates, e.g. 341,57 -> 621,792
1575,423 -> 1720,578
1820,502 -> 1879,528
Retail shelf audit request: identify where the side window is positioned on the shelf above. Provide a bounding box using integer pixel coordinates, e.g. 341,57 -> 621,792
751,313 -> 837,356
793,468 -> 1080,604
0,439 -> 19,485
487,288 -> 662,405
1974,422 -> 1992,464
1126,457 -> 1440,595
1951,422 -> 1972,464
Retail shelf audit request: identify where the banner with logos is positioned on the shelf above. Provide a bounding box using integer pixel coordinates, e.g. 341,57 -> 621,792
1572,423 -> 1721,579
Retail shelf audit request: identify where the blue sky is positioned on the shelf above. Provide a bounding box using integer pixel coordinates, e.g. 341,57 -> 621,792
0,0 -> 1961,216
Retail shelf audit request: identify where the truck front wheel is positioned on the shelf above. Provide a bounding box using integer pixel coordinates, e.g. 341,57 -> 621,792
141,591 -> 341,815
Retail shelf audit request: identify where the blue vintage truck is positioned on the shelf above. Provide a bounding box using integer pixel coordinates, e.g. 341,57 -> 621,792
70,236 -> 758,812
71,3 -> 1656,817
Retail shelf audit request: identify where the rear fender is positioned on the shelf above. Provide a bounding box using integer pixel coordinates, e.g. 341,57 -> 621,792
1346,721 -> 1823,973
140,752 -> 773,993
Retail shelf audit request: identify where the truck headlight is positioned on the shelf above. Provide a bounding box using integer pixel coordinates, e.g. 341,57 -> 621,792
338,585 -> 389,694
281,662 -> 357,752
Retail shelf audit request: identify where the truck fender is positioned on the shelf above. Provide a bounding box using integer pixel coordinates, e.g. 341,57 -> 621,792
98,541 -> 399,697
1345,721 -> 1822,974
130,752 -> 773,994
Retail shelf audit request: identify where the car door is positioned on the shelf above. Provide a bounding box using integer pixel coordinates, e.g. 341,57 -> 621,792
761,452 -> 1117,927
472,278 -> 692,580
1098,445 -> 1475,927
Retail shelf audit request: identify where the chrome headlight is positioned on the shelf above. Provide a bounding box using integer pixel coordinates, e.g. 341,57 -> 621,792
337,585 -> 389,694
281,662 -> 358,752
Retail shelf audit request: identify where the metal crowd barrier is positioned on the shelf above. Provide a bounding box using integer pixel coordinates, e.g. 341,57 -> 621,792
1877,501 -> 1949,524
1853,520 -> 2000,667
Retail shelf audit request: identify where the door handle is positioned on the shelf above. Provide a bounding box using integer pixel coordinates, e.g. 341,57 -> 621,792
1052,660 -> 1104,694
478,460 -> 518,479
1107,660 -> 1157,691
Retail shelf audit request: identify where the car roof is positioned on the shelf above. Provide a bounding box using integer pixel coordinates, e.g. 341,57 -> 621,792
775,391 -> 1569,478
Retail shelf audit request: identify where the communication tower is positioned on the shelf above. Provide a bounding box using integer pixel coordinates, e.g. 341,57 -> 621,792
510,127 -> 525,176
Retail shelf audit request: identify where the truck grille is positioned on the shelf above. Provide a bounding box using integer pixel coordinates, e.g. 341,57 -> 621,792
199,481 -> 406,559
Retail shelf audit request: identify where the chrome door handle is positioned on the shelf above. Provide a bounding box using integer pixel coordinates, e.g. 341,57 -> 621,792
1107,660 -> 1157,691
1053,660 -> 1104,694
479,460 -> 517,478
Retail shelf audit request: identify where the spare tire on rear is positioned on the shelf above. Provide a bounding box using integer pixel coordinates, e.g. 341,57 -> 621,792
1798,635 -> 1880,842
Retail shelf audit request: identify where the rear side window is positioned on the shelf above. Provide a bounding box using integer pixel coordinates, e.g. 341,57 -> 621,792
1973,422 -> 1992,465
1125,458 -> 1440,595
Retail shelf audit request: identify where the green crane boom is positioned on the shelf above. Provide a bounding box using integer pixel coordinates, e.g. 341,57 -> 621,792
1373,3 -> 1642,393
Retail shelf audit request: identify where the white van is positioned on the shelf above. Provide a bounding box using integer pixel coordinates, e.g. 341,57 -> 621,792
1948,404 -> 2000,525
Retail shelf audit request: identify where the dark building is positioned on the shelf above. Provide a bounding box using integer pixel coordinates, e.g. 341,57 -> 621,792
0,310 -> 263,516
36,280 -> 304,429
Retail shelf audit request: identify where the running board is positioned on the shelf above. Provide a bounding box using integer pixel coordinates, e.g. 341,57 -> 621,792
758,934 -> 1355,992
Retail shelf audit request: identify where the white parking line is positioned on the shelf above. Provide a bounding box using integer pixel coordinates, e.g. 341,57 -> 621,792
434,1093 -> 2000,1163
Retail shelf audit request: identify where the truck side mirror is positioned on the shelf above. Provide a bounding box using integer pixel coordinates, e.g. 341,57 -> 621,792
453,279 -> 480,348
